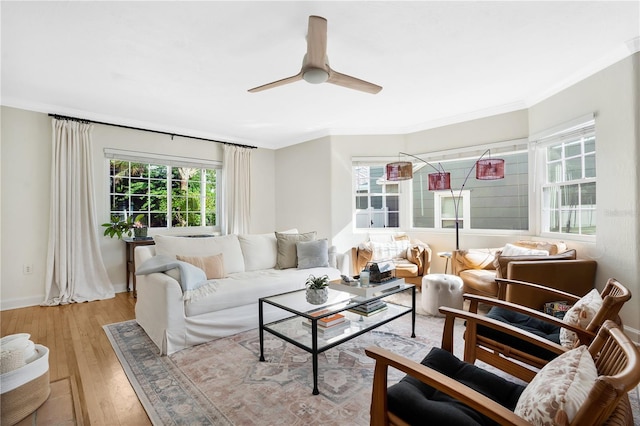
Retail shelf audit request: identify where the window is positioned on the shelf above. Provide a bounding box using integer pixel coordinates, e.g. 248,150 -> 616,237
106,151 -> 220,229
433,190 -> 470,229
353,165 -> 400,229
412,146 -> 529,231
537,121 -> 596,236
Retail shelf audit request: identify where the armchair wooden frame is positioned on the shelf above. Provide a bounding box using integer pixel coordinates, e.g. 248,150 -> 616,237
366,320 -> 640,426
442,277 -> 631,382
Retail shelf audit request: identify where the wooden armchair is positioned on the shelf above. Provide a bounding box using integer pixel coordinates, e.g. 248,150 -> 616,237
366,320 -> 640,426
445,278 -> 631,381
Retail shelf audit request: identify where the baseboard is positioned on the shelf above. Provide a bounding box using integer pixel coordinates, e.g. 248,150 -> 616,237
1,295 -> 44,311
624,324 -> 640,345
1,284 -> 129,311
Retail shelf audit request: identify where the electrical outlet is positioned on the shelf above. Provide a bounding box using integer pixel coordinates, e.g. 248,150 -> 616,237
23,264 -> 33,275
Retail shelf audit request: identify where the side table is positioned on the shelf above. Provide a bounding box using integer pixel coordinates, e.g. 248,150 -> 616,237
123,237 -> 155,295
437,251 -> 452,274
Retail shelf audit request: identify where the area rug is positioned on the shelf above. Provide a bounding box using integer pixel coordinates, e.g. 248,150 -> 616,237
104,311 -> 640,425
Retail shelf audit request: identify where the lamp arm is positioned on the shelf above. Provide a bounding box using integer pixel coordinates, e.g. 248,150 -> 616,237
398,152 -> 445,174
452,149 -> 492,247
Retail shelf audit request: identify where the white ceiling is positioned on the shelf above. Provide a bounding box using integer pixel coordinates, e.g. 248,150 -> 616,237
2,1 -> 639,149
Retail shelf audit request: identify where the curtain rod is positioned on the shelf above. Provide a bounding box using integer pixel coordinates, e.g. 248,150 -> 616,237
48,113 -> 258,149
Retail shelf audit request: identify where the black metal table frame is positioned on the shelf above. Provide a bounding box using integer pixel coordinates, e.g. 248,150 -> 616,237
258,284 -> 416,395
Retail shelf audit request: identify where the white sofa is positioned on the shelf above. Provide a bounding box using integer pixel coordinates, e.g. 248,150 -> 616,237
134,232 -> 348,355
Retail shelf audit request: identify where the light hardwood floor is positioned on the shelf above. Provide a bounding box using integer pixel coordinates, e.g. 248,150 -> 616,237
1,292 -> 151,425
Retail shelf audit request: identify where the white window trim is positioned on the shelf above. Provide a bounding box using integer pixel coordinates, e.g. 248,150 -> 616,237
530,115 -> 596,241
104,149 -> 221,232
434,190 -> 470,230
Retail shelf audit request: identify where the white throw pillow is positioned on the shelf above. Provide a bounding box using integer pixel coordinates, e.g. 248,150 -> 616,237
296,239 -> 329,269
238,233 -> 278,271
154,234 -> 245,274
560,288 -> 603,348
515,345 -> 597,425
500,243 -> 549,257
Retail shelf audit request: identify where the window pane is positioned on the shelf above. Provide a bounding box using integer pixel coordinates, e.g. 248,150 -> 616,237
584,153 -> 596,178
371,196 -> 383,209
548,145 -> 562,161
386,195 -> 399,211
441,197 -> 456,218
565,142 -> 581,158
561,184 -> 579,207
565,157 -> 582,181
355,196 -> 368,209
547,162 -> 562,183
108,160 -> 217,230
541,125 -> 596,236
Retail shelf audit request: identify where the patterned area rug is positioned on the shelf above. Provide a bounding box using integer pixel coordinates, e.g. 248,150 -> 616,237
104,308 -> 640,425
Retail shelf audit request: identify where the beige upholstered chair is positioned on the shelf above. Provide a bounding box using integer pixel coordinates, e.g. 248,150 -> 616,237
451,241 -> 597,304
366,320 -> 640,426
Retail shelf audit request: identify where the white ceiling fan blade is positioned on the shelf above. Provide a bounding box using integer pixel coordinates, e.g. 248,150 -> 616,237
248,72 -> 303,93
306,16 -> 327,69
327,68 -> 382,94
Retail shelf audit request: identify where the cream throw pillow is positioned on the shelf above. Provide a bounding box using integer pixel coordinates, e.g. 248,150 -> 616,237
515,345 -> 597,425
176,253 -> 225,279
275,231 -> 316,269
560,288 -> 603,348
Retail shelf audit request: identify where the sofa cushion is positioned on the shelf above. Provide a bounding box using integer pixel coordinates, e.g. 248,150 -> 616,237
176,253 -> 225,279
154,234 -> 245,274
494,249 -> 576,279
394,258 -> 419,278
184,266 -> 340,317
455,249 -> 498,272
514,345 -> 597,424
459,269 -> 499,297
388,347 -> 525,425
296,239 -> 329,269
238,233 -> 278,271
500,243 -> 549,257
560,288 -> 603,348
482,306 -> 560,361
513,240 -> 567,256
275,231 -> 316,269
370,239 -> 410,260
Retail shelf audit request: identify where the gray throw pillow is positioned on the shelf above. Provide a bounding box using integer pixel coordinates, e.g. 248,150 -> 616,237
296,239 -> 329,269
275,231 -> 317,269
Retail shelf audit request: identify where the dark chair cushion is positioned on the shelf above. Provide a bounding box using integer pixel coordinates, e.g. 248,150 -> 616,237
478,306 -> 560,361
387,347 -> 525,426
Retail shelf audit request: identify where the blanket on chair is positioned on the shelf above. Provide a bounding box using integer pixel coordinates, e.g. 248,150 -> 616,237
136,255 -> 219,302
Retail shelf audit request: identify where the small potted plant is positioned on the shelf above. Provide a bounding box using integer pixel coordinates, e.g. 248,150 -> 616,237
305,274 -> 330,305
132,217 -> 147,239
102,214 -> 145,239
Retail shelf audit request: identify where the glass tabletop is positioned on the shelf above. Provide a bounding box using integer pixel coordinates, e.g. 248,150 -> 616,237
262,282 -> 413,320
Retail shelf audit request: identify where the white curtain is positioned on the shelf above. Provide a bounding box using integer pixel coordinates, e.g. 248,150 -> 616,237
42,119 -> 115,305
221,144 -> 252,235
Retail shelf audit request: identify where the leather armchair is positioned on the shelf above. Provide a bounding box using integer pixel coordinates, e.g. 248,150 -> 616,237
351,237 -> 431,287
452,242 -> 597,307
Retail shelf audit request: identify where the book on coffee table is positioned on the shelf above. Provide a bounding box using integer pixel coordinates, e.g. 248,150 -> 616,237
328,278 -> 402,298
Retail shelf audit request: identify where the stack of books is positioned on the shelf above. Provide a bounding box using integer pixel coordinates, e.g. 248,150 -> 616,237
303,311 -> 351,338
544,301 -> 572,319
349,299 -> 387,317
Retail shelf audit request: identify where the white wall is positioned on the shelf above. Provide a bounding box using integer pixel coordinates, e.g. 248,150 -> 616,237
0,106 -> 276,309
528,53 -> 640,336
2,53 -> 638,338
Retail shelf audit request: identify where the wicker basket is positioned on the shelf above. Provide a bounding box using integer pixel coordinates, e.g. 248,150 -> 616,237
0,344 -> 50,426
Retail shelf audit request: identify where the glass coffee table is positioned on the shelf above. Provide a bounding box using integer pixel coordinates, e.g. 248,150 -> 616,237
258,279 -> 415,395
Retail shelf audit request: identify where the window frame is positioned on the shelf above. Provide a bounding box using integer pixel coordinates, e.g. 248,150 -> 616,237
353,163 -> 403,230
104,148 -> 222,232
532,117 -> 596,240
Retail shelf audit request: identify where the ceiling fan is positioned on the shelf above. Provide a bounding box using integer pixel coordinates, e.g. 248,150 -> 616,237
248,15 -> 382,94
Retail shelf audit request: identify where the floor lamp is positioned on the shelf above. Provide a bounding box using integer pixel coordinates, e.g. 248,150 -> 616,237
386,149 -> 505,250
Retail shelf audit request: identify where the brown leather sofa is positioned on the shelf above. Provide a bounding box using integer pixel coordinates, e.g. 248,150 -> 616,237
452,241 -> 597,309
351,236 -> 431,287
